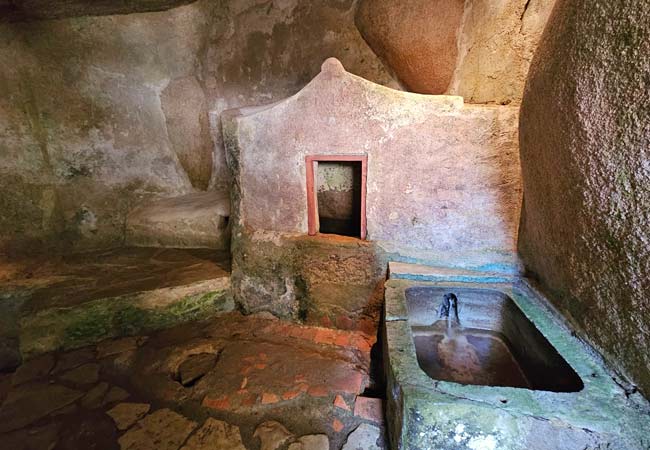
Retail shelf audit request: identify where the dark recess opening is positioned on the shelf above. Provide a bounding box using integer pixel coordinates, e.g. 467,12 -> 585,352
316,161 -> 362,237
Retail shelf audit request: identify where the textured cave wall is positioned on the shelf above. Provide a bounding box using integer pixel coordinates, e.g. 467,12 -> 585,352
519,0 -> 650,395
356,0 -> 557,104
355,0 -> 465,94
0,0 -> 395,254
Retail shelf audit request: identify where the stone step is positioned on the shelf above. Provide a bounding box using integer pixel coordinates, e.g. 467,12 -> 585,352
0,248 -> 232,369
125,191 -> 231,250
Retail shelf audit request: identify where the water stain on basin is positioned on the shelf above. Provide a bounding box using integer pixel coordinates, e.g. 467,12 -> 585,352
413,327 -> 531,388
406,286 -> 584,392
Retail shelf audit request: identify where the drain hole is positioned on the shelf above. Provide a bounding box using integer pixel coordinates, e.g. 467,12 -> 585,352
173,353 -> 218,387
499,399 -> 508,404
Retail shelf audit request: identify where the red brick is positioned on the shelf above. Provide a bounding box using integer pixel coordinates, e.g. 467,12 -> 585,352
261,393 -> 280,404
333,395 -> 350,411
332,418 -> 344,433
254,363 -> 267,370
332,371 -> 365,395
282,390 -> 301,401
308,385 -> 329,397
354,396 -> 384,424
202,395 -> 230,411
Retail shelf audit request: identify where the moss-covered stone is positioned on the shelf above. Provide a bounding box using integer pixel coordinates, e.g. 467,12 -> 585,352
19,279 -> 232,357
230,226 -> 387,331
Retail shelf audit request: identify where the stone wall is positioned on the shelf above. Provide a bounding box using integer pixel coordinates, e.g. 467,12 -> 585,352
224,59 -> 521,325
519,0 -> 650,396
0,0 -> 395,255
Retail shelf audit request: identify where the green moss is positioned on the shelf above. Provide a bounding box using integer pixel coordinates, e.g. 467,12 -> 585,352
21,288 -> 231,356
64,304 -> 114,346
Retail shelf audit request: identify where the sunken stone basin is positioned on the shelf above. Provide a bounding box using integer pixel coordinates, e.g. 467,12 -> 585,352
408,286 -> 582,393
384,264 -> 650,450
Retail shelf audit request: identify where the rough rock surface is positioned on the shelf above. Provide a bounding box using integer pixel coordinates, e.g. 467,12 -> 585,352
341,423 -> 382,450
177,352 -> 217,386
355,0 -> 465,94
356,0 -> 557,103
107,402 -> 152,430
0,383 -> 83,432
254,421 -> 294,450
125,192 -> 231,249
118,408 -> 197,450
518,0 -> 650,396
1,0 -> 196,21
59,362 -> 100,385
181,418 -> 246,450
287,434 -> 329,450
447,0 -> 557,104
0,0 -> 395,255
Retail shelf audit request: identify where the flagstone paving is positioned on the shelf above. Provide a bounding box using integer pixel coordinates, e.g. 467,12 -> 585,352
0,312 -> 387,450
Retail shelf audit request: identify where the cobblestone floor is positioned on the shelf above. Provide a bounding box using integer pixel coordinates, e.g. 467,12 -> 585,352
0,312 -> 387,450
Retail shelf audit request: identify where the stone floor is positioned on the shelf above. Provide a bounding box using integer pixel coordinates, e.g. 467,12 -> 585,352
0,312 -> 386,450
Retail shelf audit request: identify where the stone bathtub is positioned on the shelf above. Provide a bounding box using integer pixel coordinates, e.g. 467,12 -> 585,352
384,263 -> 649,450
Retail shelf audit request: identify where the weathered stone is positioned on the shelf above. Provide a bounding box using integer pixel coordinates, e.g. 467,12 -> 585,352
160,77 -> 213,190
96,337 -> 140,359
287,434 -> 330,450
12,353 -> 55,385
51,403 -> 78,416
19,275 -> 231,357
57,412 -> 120,450
355,0 -> 465,94
59,363 -> 100,385
107,402 -> 151,431
2,422 -> 60,450
0,383 -> 83,433
103,386 -> 130,405
0,373 -> 11,404
180,418 -> 246,450
118,408 -> 197,450
177,353 -> 217,386
353,397 -> 383,424
341,423 -> 382,450
253,421 -> 294,450
53,346 -> 95,373
0,337 -> 22,372
81,381 -> 110,409
519,0 -> 650,396
125,192 -> 230,250
1,0 -> 198,22
447,0 -> 558,104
